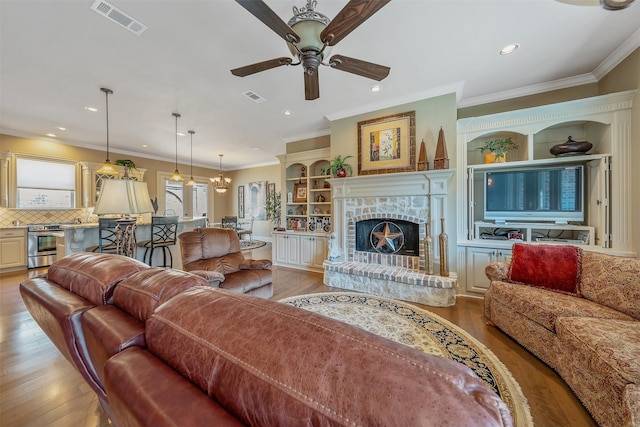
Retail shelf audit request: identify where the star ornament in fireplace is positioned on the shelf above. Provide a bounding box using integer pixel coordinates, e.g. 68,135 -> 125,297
370,222 -> 405,254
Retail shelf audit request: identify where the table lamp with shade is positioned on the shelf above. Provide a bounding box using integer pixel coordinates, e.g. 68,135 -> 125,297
93,179 -> 154,257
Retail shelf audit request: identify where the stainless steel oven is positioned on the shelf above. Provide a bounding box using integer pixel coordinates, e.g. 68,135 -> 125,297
27,224 -> 63,268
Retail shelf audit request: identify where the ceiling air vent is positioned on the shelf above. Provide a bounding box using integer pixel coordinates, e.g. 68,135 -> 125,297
242,91 -> 267,104
91,0 -> 147,35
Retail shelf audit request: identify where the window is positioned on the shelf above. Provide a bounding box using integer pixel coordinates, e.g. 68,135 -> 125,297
165,179 -> 184,217
16,157 -> 76,209
192,182 -> 208,218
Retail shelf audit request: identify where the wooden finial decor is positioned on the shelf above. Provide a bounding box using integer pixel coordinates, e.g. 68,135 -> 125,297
434,127 -> 449,170
417,139 -> 428,171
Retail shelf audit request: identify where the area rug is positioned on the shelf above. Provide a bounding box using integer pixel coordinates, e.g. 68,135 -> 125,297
240,239 -> 266,251
280,292 -> 533,427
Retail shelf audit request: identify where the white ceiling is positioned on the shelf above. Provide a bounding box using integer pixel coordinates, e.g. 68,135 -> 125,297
1,0 -> 639,170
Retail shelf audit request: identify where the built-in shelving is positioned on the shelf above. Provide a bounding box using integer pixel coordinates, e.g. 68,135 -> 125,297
456,90 -> 636,295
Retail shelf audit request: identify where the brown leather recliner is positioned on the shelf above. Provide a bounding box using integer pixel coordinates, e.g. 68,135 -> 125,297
178,227 -> 273,298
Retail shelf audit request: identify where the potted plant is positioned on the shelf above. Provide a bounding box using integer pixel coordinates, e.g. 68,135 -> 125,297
479,138 -> 517,163
265,191 -> 282,229
115,159 -> 137,177
322,155 -> 353,178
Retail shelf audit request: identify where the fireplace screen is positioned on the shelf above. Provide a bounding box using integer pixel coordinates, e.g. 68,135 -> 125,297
355,219 -> 419,256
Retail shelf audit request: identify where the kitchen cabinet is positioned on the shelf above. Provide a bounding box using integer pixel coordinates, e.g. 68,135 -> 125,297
0,228 -> 27,271
273,231 -> 328,272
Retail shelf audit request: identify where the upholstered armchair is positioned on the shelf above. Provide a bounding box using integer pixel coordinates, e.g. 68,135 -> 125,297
178,227 -> 273,298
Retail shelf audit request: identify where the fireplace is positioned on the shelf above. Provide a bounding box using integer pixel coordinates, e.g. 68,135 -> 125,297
323,170 -> 457,307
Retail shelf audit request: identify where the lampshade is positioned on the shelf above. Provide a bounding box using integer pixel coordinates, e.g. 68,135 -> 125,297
96,87 -> 118,174
94,179 -> 154,215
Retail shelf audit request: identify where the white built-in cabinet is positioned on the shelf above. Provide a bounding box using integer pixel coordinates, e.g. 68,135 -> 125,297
456,90 -> 635,295
273,148 -> 331,272
273,231 -> 328,272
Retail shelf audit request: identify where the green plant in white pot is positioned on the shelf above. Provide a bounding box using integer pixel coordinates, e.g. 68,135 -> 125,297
322,155 -> 353,178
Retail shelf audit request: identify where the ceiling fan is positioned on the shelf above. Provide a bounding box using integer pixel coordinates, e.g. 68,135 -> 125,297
231,0 -> 391,100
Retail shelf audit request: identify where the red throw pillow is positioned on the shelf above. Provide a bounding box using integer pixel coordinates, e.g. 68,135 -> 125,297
507,243 -> 583,296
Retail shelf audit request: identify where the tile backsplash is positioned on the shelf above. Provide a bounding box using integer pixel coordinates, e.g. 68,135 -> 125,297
0,207 -> 96,226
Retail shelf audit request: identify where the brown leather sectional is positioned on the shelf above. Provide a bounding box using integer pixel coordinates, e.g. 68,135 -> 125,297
21,252 -> 513,426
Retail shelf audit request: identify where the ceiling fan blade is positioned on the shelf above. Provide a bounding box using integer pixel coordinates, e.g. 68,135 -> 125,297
235,0 -> 300,43
304,71 -> 320,101
329,55 -> 390,81
320,0 -> 391,46
231,57 -> 293,77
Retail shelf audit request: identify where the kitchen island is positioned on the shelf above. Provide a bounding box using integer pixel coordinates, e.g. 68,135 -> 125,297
56,217 -> 206,269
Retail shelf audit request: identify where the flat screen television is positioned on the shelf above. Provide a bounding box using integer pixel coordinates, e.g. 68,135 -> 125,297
484,165 -> 584,224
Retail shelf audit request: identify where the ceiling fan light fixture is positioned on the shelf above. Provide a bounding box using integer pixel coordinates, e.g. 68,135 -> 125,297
287,0 -> 331,56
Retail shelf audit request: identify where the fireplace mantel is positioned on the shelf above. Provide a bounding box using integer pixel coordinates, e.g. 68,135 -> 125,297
328,170 -> 453,200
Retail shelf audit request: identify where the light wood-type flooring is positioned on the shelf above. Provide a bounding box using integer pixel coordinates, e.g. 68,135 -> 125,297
1,244 -> 596,426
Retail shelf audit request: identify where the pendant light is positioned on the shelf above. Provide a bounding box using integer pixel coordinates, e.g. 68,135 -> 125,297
169,112 -> 184,182
211,154 -> 231,193
96,88 -> 118,174
186,130 -> 196,186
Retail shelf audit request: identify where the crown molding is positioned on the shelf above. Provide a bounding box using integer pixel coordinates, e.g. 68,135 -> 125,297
324,81 -> 464,122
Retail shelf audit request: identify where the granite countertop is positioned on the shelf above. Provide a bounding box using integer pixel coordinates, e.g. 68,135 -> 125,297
0,217 -> 206,231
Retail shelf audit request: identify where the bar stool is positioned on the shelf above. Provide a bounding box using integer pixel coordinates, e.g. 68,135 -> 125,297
137,216 -> 179,267
86,217 -> 119,253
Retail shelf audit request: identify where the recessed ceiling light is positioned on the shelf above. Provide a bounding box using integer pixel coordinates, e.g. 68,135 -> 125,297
141,144 -> 148,148
500,43 -> 520,55
85,106 -> 98,112
55,126 -> 67,131
283,110 -> 293,116
370,83 -> 383,92
177,132 -> 186,137
46,133 -> 57,138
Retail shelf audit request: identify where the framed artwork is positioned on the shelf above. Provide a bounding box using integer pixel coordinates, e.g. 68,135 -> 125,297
238,185 -> 245,218
245,181 -> 267,220
357,110 -> 416,175
293,183 -> 307,202
267,182 -> 276,199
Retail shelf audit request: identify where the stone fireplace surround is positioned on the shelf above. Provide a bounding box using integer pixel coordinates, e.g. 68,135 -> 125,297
323,170 -> 457,307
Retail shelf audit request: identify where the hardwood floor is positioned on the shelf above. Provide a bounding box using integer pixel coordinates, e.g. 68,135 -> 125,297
1,244 -> 596,427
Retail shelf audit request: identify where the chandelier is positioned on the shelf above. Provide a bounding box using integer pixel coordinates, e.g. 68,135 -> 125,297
211,154 -> 231,193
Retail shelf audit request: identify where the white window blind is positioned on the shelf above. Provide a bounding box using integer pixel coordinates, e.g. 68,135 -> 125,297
16,157 -> 76,209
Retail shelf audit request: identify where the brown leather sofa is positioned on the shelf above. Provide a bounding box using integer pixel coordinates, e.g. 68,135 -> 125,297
21,252 -> 513,427
179,227 -> 272,298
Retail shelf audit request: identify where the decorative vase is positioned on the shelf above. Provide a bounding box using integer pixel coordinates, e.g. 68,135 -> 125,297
484,152 -> 506,164
423,221 -> 434,274
549,136 -> 592,157
439,218 -> 449,277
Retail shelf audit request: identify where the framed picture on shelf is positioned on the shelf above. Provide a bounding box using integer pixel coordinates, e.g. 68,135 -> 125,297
357,110 -> 416,175
238,185 -> 245,218
293,183 -> 307,202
